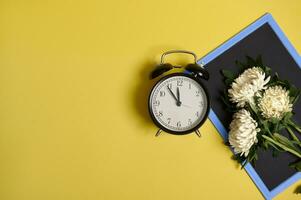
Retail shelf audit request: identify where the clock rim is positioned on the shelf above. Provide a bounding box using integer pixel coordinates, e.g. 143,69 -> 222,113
148,72 -> 210,135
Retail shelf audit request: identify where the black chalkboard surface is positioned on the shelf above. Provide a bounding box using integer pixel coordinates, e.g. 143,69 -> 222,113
203,23 -> 301,190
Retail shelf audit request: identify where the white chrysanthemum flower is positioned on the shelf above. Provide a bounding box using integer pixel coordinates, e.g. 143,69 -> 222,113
258,85 -> 292,120
229,109 -> 260,157
228,67 -> 270,107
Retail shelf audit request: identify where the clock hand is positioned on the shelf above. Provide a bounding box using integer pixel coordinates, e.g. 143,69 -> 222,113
181,104 -> 192,108
176,87 -> 182,105
167,86 -> 181,106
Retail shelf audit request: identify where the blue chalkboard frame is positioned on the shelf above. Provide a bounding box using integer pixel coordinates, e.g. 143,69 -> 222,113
198,13 -> 301,200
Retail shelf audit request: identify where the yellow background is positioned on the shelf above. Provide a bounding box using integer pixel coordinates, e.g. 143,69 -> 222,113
0,0 -> 300,199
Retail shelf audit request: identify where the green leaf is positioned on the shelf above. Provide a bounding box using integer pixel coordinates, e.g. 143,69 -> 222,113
283,112 -> 293,124
262,140 -> 269,149
224,78 -> 233,86
221,70 -> 235,80
272,149 -> 280,157
289,160 -> 301,171
235,60 -> 246,71
292,92 -> 300,104
289,85 -> 299,96
246,55 -> 257,66
290,86 -> 301,104
270,117 -> 280,124
256,55 -> 263,66
261,120 -> 270,131
264,66 -> 272,76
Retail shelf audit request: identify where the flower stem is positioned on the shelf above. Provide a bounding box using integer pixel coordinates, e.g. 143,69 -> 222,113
262,135 -> 301,158
288,120 -> 301,133
293,125 -> 301,133
287,127 -> 301,147
249,103 -> 259,117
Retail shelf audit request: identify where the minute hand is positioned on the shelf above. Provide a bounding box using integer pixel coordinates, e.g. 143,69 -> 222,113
177,87 -> 181,104
167,86 -> 181,106
167,86 -> 178,101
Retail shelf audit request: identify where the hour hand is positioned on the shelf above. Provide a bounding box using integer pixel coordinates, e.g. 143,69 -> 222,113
167,86 -> 180,106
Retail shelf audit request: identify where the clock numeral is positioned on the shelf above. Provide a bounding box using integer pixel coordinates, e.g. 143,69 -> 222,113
199,101 -> 204,107
188,119 -> 192,125
167,117 -> 171,124
196,111 -> 199,117
177,121 -> 181,127
196,90 -> 201,97
154,100 -> 160,106
167,83 -> 172,89
177,80 -> 183,86
158,111 -> 163,117
189,83 -> 191,89
160,91 -> 165,97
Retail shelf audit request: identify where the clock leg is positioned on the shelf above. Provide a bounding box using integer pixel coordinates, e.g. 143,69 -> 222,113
195,129 -> 201,137
155,129 -> 162,137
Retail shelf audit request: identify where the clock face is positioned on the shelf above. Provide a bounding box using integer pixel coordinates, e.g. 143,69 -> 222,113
149,74 -> 209,134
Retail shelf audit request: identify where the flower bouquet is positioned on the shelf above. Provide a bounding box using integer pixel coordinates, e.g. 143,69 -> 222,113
221,56 -> 301,192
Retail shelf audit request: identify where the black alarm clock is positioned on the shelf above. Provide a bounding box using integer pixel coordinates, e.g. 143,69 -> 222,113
149,50 -> 210,137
